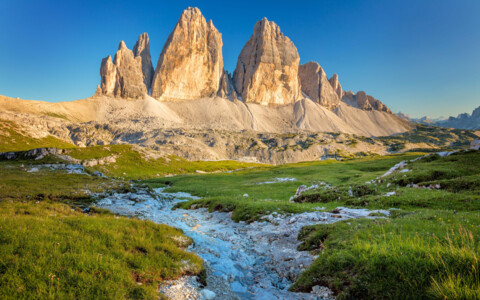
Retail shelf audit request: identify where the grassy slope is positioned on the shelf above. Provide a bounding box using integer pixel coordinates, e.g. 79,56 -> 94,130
0,120 -> 75,152
144,153 -> 421,222
66,144 -> 265,180
290,151 -> 480,299
378,123 -> 478,152
0,162 -> 203,299
145,151 -> 480,299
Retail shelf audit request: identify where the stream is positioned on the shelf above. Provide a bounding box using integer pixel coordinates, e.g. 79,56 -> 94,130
97,188 -> 389,300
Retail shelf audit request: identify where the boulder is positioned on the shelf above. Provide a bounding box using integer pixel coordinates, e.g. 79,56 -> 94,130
471,139 -> 480,150
151,7 -> 225,101
233,18 -> 301,105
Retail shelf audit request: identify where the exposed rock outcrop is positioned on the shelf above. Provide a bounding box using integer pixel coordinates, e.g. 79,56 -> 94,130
217,71 -> 237,99
100,55 -> 117,96
299,62 -> 340,109
233,18 -> 301,105
133,33 -> 154,91
328,74 -> 343,99
151,7 -> 224,101
99,40 -> 148,99
341,91 -> 392,113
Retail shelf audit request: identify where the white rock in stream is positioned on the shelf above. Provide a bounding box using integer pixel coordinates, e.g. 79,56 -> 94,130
97,188 -> 388,299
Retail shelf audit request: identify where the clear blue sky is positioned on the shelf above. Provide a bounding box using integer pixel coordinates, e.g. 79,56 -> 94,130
0,0 -> 479,118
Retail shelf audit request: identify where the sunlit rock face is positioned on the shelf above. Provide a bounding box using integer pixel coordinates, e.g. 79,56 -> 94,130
99,40 -> 148,99
233,18 -> 301,105
299,62 -> 340,109
151,7 -> 224,101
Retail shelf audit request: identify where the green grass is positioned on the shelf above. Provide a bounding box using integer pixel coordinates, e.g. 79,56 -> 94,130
144,153 -> 422,222
65,144 -> 265,180
144,150 -> 480,298
287,150 -> 480,299
0,200 -> 202,299
378,124 -> 478,152
0,161 -> 127,206
291,210 -> 480,299
0,120 -> 75,152
0,160 -> 204,299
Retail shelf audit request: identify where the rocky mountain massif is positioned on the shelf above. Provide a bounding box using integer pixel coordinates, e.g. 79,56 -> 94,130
97,7 -> 391,113
0,7 -> 415,164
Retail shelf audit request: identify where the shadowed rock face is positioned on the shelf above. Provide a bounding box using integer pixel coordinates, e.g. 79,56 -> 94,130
151,7 -> 224,101
133,33 -> 154,92
233,18 -> 301,106
299,62 -> 341,109
99,40 -> 148,99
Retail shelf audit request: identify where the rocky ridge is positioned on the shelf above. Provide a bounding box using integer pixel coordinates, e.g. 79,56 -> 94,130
96,7 -> 392,113
99,36 -> 151,99
299,62 -> 340,109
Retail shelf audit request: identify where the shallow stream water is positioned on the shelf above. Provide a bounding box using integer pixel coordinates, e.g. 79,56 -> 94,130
97,188 -> 389,300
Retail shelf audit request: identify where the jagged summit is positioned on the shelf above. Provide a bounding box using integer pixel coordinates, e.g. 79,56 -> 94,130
299,62 -> 340,109
151,7 -> 227,101
95,7 -> 393,114
233,18 -> 301,105
99,35 -> 152,99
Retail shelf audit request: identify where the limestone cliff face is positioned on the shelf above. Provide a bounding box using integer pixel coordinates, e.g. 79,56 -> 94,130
100,55 -> 117,96
299,62 -> 340,109
151,7 -> 224,101
328,74 -> 343,99
233,18 -> 301,106
112,41 -> 148,99
99,37 -> 150,99
133,33 -> 154,91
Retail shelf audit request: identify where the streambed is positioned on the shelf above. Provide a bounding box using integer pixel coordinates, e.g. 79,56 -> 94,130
97,188 -> 389,300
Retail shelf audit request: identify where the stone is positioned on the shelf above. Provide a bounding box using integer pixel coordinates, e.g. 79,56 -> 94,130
471,139 -> 480,150
99,40 -> 148,99
199,289 -> 216,300
133,33 -> 154,91
93,171 -> 104,177
151,7 -> 224,101
299,62 -> 340,109
328,74 -> 343,99
233,17 -> 301,105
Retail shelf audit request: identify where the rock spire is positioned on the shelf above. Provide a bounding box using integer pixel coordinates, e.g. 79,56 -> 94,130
233,18 -> 301,105
151,7 -> 225,100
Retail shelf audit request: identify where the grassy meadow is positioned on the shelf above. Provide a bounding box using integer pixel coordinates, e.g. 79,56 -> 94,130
0,159 -> 204,299
145,150 -> 480,299
0,121 -> 479,299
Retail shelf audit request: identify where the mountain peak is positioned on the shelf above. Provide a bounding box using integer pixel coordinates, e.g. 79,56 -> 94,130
151,6 -> 224,100
233,18 -> 300,105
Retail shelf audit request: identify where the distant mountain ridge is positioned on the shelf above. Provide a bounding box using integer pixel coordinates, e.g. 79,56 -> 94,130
398,106 -> 480,130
